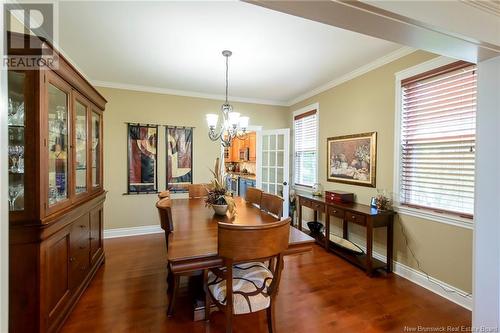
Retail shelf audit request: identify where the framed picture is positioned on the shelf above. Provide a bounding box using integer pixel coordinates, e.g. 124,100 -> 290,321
127,123 -> 158,194
166,126 -> 193,192
327,132 -> 377,187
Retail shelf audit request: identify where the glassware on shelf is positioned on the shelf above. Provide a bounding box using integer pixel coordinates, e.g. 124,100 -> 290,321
8,98 -> 24,126
48,185 -> 58,205
8,184 -> 24,211
8,146 -> 24,173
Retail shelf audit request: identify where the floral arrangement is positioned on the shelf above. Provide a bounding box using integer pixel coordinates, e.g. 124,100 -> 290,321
205,157 -> 236,214
354,144 -> 370,163
375,190 -> 392,211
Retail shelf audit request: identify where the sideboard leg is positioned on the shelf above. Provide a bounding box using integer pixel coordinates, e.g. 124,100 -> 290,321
366,223 -> 374,276
387,217 -> 394,273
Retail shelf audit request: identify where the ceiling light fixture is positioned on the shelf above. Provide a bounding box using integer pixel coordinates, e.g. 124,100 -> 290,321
206,50 -> 249,147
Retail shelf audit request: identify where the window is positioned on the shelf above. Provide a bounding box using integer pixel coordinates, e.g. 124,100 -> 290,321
294,107 -> 318,187
398,61 -> 476,218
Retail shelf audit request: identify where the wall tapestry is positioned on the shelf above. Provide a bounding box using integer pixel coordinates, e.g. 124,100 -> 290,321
327,132 -> 377,187
127,123 -> 158,193
166,126 -> 193,192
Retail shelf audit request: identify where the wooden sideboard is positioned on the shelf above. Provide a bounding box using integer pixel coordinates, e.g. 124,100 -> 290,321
297,193 -> 395,276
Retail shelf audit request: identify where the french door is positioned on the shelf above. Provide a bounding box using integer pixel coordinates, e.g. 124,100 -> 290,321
257,128 -> 290,217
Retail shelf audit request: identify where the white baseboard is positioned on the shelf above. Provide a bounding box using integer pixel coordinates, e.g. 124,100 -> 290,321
300,221 -> 472,310
369,250 -> 472,310
104,224 -> 163,239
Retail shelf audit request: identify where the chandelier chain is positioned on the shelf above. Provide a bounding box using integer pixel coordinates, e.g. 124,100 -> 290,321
225,54 -> 229,104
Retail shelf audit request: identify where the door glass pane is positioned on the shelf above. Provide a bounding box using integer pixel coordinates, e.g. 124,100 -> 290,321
262,151 -> 268,166
8,71 -> 25,211
269,184 -> 276,195
48,84 -> 69,206
270,135 -> 276,150
277,167 -> 284,184
263,135 -> 269,150
278,134 -> 284,150
269,168 -> 276,183
91,112 -> 100,187
262,183 -> 268,192
270,152 -> 276,166
277,185 -> 283,197
277,151 -> 284,167
262,167 -> 269,182
75,101 -> 87,194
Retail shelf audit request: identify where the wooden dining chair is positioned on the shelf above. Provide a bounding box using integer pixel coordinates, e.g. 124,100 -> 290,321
260,193 -> 284,218
204,218 -> 291,333
156,198 -> 173,248
245,187 -> 263,207
188,184 -> 209,198
158,190 -> 170,199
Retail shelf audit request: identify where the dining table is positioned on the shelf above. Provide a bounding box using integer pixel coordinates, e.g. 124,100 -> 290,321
167,196 -> 315,320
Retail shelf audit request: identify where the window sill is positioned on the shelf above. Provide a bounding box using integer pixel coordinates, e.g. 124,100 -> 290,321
394,204 -> 474,230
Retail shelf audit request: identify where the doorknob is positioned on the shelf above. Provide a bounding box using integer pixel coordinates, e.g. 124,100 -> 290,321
283,182 -> 288,186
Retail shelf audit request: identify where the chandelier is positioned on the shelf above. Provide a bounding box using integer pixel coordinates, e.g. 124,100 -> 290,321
206,50 -> 249,147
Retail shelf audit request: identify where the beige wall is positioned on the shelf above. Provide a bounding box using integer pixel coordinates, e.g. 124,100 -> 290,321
99,50 -> 473,293
99,87 -> 289,230
289,51 -> 473,293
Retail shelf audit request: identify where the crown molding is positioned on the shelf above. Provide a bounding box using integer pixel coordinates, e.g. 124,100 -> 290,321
93,46 -> 415,108
92,80 -> 289,107
461,0 -> 500,17
285,46 -> 416,106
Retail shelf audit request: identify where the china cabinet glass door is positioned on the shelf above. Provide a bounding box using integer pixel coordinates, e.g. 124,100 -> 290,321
91,111 -> 101,188
47,83 -> 70,206
8,71 -> 26,211
74,100 -> 88,195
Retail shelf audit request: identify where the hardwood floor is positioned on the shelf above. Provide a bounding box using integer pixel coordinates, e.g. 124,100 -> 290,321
61,233 -> 471,333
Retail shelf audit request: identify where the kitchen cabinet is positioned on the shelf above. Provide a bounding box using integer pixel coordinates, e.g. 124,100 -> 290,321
238,177 -> 256,198
248,132 -> 256,162
224,132 -> 256,162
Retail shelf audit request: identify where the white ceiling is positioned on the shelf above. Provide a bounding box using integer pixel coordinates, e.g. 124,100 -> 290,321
58,1 -> 403,106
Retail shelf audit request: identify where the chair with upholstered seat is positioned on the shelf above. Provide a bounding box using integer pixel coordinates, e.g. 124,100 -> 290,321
158,190 -> 170,199
204,218 -> 291,333
260,193 -> 284,218
188,184 -> 209,198
245,187 -> 263,207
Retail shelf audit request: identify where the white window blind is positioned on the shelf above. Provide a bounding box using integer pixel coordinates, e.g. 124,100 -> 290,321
294,110 -> 317,187
400,62 -> 476,217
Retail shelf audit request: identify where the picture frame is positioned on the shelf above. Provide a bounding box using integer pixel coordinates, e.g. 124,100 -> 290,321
166,126 -> 193,192
327,132 -> 377,187
126,123 -> 158,194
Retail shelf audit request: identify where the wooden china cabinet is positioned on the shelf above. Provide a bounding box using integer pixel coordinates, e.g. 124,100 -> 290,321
7,33 -> 107,333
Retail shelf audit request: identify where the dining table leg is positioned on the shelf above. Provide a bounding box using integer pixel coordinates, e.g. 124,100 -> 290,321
167,274 -> 180,317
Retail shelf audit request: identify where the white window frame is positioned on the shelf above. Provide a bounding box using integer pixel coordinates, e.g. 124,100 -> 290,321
292,103 -> 319,193
394,56 -> 474,230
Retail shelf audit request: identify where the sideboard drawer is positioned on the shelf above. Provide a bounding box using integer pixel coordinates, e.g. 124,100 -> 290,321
327,206 -> 344,219
301,198 -> 325,212
345,212 -> 366,226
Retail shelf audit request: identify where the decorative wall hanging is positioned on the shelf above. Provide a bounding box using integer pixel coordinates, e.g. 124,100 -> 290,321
327,132 -> 377,187
166,126 -> 193,192
127,123 -> 158,194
